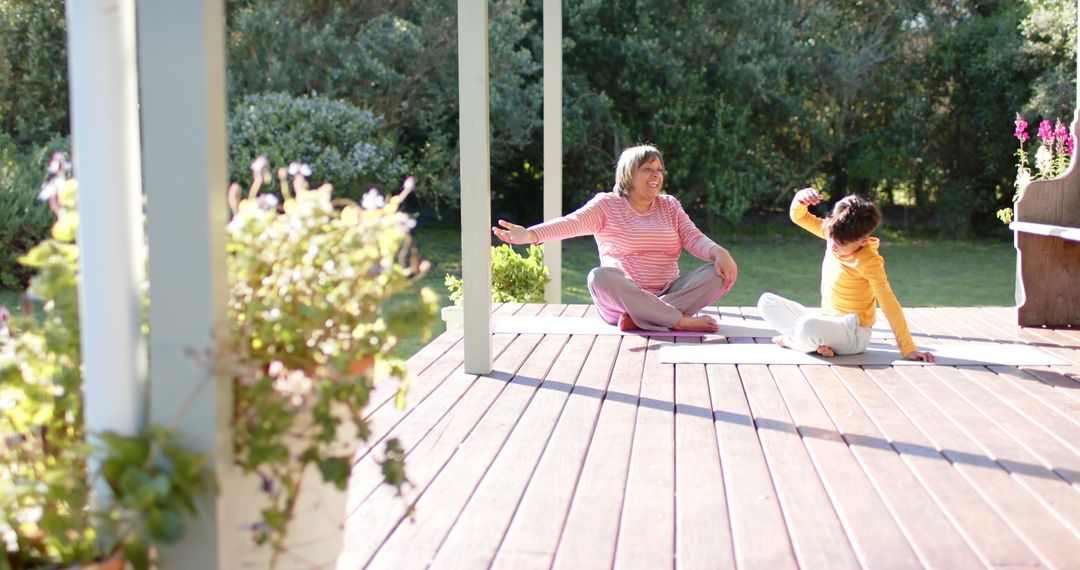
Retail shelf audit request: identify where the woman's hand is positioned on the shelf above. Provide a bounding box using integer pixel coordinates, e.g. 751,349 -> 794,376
794,188 -> 824,206
491,219 -> 537,245
904,350 -> 936,363
710,246 -> 738,292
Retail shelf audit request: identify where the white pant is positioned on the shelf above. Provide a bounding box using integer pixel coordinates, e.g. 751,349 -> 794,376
757,292 -> 871,355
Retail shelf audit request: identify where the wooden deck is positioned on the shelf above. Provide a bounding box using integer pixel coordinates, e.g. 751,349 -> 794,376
335,304 -> 1080,569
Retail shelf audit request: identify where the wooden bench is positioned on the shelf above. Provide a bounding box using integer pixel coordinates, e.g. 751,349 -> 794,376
1010,118 -> 1080,328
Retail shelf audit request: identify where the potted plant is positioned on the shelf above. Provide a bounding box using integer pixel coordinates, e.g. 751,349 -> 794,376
1,155 -> 438,569
0,172 -> 214,570
442,243 -> 550,327
220,159 -> 438,567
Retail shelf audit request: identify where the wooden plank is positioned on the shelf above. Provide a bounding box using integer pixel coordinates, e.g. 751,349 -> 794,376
1015,232 -> 1080,327
939,308 -> 1080,443
832,365 -> 1042,568
552,334 -> 649,569
948,365 -> 1080,482
737,363 -> 860,569
615,336 -> 677,569
801,365 -> 993,568
345,303 -> 530,509
737,304 -> 926,566
865,365 -> 1080,567
705,362 -> 796,569
366,304 -> 579,564
491,334 -> 622,569
364,323 -> 464,416
1010,221 -> 1080,242
914,309 -> 1080,470
704,314 -> 797,569
429,327 -> 596,566
894,364 -> 1080,535
338,305 -> 552,568
767,364 -> 923,567
672,338 -> 735,570
366,305 -> 580,568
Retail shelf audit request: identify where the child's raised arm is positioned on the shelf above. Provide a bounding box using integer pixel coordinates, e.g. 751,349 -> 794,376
789,188 -> 827,239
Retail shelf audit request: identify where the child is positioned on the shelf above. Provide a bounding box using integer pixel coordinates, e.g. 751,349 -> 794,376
757,188 -> 935,362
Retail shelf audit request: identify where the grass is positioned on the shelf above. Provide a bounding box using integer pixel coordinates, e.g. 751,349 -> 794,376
1,223 -> 1018,360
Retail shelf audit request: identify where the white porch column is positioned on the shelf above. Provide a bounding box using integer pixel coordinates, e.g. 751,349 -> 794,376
458,0 -> 493,374
543,0 -> 563,303
137,0 -> 228,567
66,0 -> 146,437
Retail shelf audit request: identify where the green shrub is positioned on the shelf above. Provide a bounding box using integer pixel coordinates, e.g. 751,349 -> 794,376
228,92 -> 404,200
445,244 -> 550,305
0,0 -> 69,146
0,135 -> 68,289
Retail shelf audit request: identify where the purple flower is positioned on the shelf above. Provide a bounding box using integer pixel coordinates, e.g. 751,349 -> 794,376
1014,114 -> 1029,142
1038,119 -> 1054,144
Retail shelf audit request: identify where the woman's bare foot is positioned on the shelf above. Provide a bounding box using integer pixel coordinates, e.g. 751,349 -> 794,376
815,345 -> 836,357
673,314 -> 720,333
772,335 -> 788,348
617,313 -> 639,331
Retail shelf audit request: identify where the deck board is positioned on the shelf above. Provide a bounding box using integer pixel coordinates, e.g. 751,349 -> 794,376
672,337 -> 735,569
336,306 -> 1080,570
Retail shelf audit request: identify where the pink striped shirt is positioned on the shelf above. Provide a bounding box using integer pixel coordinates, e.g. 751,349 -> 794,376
530,192 -> 720,295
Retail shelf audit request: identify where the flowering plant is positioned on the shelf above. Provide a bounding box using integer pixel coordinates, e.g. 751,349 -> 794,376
1,158 -> 214,570
998,114 -> 1075,223
225,158 -> 438,559
1,153 -> 437,568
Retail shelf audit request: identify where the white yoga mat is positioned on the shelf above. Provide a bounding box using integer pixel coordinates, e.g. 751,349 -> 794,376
657,342 -> 1067,366
491,315 -> 897,339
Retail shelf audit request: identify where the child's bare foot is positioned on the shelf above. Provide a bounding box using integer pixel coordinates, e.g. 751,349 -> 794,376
617,313 -> 639,331
815,345 -> 836,357
772,335 -> 788,348
673,315 -> 720,333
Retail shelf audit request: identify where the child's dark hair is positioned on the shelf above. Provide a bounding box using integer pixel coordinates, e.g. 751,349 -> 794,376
823,195 -> 881,244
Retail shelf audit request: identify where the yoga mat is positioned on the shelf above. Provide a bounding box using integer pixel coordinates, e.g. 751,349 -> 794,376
490,315 -> 896,339
490,315 -> 724,337
656,342 -> 1067,366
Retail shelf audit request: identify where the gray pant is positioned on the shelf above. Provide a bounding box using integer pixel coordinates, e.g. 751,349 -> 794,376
587,264 -> 728,331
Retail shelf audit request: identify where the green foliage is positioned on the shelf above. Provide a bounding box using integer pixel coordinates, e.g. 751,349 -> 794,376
225,166 -> 438,553
228,93 -> 404,200
0,135 -> 67,290
0,0 -> 68,146
226,0 -> 542,213
445,244 -> 549,305
0,177 -> 213,569
1,155 -> 437,565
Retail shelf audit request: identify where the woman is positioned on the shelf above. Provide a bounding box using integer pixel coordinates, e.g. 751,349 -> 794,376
491,144 -> 737,332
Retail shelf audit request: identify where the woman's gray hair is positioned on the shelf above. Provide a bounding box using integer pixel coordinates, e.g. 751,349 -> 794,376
613,144 -> 664,197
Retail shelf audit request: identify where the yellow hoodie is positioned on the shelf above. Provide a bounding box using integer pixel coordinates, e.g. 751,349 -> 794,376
790,201 -> 917,356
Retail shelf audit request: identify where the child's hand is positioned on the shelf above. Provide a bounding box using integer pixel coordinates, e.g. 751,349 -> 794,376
794,188 -> 825,206
905,351 -> 936,363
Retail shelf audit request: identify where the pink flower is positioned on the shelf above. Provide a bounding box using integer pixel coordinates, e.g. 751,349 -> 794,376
1066,134 -> 1075,155
1014,114 -> 1030,142
1038,119 -> 1054,144
1054,119 -> 1068,141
